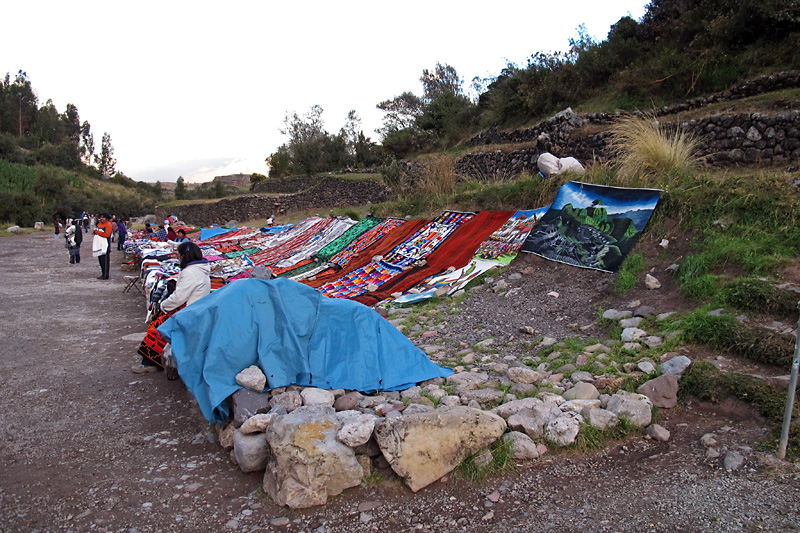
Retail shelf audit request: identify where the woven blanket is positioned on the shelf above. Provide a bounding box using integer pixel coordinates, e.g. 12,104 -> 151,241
316,216 -> 383,263
521,181 -> 662,272
475,208 -> 548,265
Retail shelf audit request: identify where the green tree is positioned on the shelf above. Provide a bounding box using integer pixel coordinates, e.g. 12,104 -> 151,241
267,144 -> 292,178
250,172 -> 267,184
376,91 -> 424,138
152,181 -> 163,201
174,176 -> 187,200
420,62 -> 462,102
79,121 -> 94,164
2,71 -> 38,137
35,99 -> 63,144
61,103 -> 81,143
94,131 -> 116,177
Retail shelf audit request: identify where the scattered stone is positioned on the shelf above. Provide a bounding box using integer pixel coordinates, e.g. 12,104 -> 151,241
645,274 -> 661,289
603,309 -> 632,320
547,291 -> 560,298
646,424 -> 671,442
637,374 -> 679,408
700,433 -> 718,447
240,413 -> 278,434
621,327 -> 647,342
637,361 -> 656,375
334,391 -> 364,411
337,414 -> 377,447
724,450 -> 746,471
661,356 -> 692,376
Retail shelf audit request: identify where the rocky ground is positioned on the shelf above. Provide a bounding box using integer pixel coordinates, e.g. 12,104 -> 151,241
1,231 -> 799,532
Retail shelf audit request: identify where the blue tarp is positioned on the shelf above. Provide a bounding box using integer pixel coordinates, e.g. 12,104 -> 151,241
199,226 -> 238,241
158,278 -> 453,423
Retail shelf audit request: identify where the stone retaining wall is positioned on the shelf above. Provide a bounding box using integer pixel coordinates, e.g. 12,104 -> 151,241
454,71 -> 800,181
159,177 -> 393,226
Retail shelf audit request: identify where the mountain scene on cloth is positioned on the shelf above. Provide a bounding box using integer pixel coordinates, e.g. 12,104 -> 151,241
521,181 -> 662,272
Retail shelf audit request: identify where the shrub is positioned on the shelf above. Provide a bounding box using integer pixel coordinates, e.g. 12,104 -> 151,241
609,113 -> 700,183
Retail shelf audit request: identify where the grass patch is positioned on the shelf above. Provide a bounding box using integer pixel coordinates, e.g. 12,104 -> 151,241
680,361 -> 800,459
718,277 -> 800,318
677,307 -> 795,366
614,253 -> 645,294
608,113 -> 701,184
456,437 -> 515,482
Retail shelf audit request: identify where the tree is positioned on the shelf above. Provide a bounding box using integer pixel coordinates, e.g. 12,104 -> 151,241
267,144 -> 292,178
279,105 -> 328,175
420,62 -> 462,102
340,109 -> 361,158
79,121 -> 94,165
35,99 -> 63,144
62,103 -> 81,143
94,132 -> 116,177
2,71 -> 38,138
376,91 -> 425,138
152,181 -> 163,201
174,176 -> 187,200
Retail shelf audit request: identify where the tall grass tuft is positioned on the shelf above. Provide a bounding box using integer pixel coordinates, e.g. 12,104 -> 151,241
609,113 -> 701,185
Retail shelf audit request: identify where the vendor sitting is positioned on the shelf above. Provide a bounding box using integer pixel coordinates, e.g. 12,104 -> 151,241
134,242 -> 211,376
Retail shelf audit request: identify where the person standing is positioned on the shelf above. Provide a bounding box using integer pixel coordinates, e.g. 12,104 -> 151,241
65,219 -> 83,264
93,213 -> 113,280
117,219 -> 128,251
82,212 -> 90,233
53,216 -> 62,239
110,217 -> 118,243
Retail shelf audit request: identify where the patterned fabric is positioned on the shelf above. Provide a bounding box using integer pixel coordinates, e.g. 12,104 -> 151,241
249,218 -> 334,267
316,216 -> 382,263
382,211 -> 475,268
272,218 -> 356,269
318,260 -> 403,299
137,307 -> 182,366
474,209 -> 545,264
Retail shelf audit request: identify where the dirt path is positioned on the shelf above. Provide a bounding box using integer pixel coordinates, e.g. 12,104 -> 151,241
1,233 -> 799,532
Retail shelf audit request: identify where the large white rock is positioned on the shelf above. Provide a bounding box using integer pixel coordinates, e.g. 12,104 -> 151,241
491,397 -> 544,419
301,387 -> 335,406
545,412 -> 583,446
606,391 -> 653,427
446,372 -> 489,392
562,382 -> 600,401
235,365 -> 267,392
240,413 -> 279,434
374,406 -> 506,492
263,405 -> 362,509
581,407 -> 618,430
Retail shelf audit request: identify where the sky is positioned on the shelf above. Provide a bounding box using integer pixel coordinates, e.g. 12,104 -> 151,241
2,1 -> 649,183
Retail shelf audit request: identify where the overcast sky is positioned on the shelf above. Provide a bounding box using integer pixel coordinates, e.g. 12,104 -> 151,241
3,1 -> 648,183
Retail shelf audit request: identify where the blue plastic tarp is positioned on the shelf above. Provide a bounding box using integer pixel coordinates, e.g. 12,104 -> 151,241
199,226 -> 238,241
158,278 -> 453,423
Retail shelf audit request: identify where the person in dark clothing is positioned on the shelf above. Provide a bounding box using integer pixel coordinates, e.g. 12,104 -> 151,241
117,220 -> 128,251
66,219 -> 83,263
166,226 -> 178,241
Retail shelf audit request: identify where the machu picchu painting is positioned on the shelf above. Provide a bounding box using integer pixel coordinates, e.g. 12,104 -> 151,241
521,181 -> 662,272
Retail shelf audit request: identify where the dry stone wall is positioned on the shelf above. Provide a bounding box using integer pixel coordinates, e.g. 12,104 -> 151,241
159,177 -> 393,226
454,71 -> 800,182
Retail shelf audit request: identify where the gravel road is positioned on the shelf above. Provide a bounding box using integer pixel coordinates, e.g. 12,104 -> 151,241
1,232 -> 798,533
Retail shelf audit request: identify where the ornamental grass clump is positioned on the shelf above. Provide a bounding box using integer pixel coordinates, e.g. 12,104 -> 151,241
609,113 -> 700,184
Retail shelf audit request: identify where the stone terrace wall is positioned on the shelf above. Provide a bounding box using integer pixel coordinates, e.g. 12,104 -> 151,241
455,71 -> 800,181
159,177 -> 394,226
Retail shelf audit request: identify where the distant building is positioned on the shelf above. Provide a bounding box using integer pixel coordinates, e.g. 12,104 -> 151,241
199,173 -> 251,189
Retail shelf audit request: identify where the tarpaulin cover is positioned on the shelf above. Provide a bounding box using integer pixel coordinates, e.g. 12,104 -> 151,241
158,277 -> 452,423
200,227 -> 238,241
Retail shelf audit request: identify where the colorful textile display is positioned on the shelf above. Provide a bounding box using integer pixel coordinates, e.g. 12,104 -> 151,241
475,208 -> 548,265
521,181 -> 662,272
158,278 -> 453,424
272,217 -> 356,269
392,258 -> 500,304
318,260 -> 403,299
329,218 -> 407,267
354,210 -> 514,307
316,216 -> 382,263
248,217 -> 333,267
383,211 -> 475,268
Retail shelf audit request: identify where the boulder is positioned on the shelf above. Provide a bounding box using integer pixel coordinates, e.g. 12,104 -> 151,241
271,390 -> 303,413
507,366 -> 540,384
301,387 -> 335,406
240,413 -> 279,434
580,407 -> 618,430
337,414 -> 377,447
502,431 -> 541,460
545,412 -> 583,446
661,356 -> 692,376
231,388 -> 272,427
507,409 -> 544,440
606,391 -> 653,428
233,429 -> 269,472
637,374 -> 679,408
374,406 -> 506,492
263,405 -> 363,509
491,397 -> 544,419
562,382 -> 600,401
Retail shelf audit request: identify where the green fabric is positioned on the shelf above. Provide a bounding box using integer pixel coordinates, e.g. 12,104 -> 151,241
316,216 -> 382,263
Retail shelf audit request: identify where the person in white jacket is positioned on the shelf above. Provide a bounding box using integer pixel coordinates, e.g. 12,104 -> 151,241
133,242 -> 211,375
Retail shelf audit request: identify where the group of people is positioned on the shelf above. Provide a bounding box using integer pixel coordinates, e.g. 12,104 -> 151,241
143,221 -> 190,243
60,213 -> 128,277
